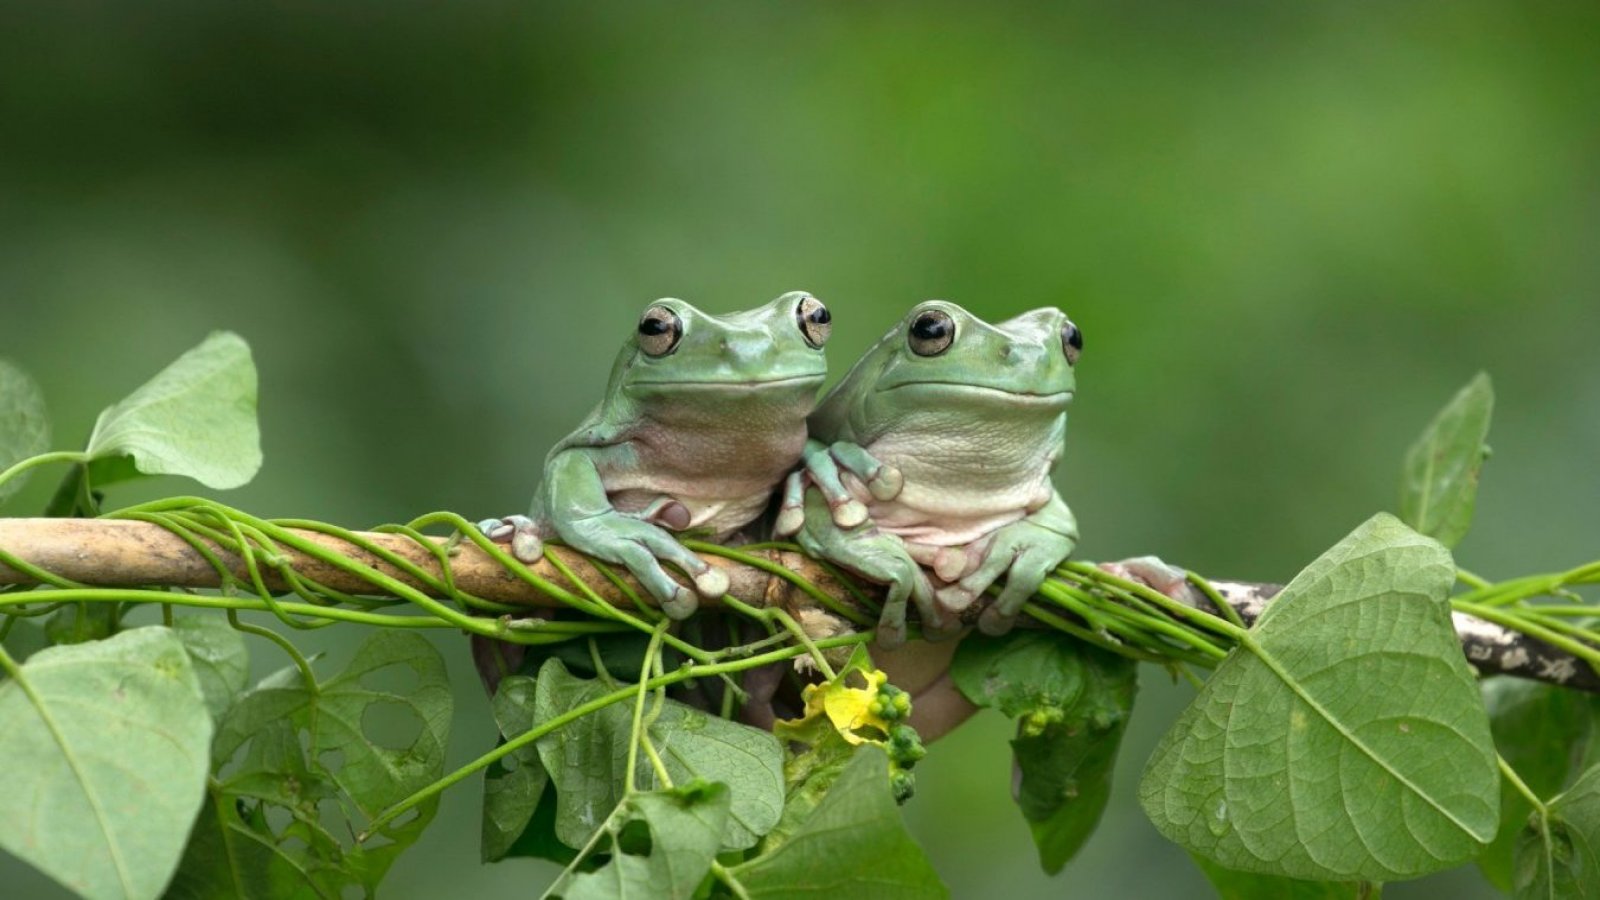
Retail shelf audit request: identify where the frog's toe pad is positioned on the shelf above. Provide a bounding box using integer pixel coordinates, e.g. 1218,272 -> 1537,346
772,505 -> 804,538
660,586 -> 700,619
867,465 -> 904,501
833,499 -> 869,529
477,518 -> 512,540
694,567 -> 730,598
510,529 -> 544,563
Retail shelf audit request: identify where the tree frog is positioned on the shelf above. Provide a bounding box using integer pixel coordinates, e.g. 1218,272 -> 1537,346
776,301 -> 1081,646
480,292 -> 833,618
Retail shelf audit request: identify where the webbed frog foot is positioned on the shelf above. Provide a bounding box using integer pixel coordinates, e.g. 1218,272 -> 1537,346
476,514 -> 546,563
1097,555 -> 1202,604
918,520 -> 1077,637
556,511 -> 728,619
774,439 -> 902,536
793,491 -> 937,648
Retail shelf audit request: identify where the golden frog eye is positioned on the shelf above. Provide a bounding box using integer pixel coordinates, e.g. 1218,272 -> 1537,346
1061,320 -> 1083,366
908,309 -> 955,357
796,295 -> 831,349
637,305 -> 683,357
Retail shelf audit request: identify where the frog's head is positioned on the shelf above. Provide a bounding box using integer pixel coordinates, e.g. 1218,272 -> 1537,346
866,301 -> 1080,411
616,291 -> 831,403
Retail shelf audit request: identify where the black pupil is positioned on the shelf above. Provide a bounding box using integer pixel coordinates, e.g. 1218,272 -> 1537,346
1066,326 -> 1083,349
912,314 -> 950,341
808,305 -> 830,325
639,316 -> 671,336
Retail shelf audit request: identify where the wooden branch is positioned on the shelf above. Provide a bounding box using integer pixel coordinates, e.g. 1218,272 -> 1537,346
0,518 -> 1593,693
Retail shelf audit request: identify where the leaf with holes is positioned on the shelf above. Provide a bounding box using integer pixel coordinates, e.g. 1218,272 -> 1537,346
533,659 -> 784,852
168,631 -> 452,896
482,674 -> 551,862
0,358 -> 50,506
1515,763 -> 1600,899
1398,372 -> 1493,548
172,616 -> 249,720
0,627 -> 212,900
1479,677 -> 1600,891
1140,513 -> 1499,881
728,746 -> 947,898
84,331 -> 261,490
545,781 -> 730,900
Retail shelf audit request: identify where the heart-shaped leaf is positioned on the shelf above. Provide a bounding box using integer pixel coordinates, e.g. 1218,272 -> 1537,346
85,331 -> 261,490
532,659 -> 784,852
0,627 -> 213,900
1140,513 -> 1499,881
727,746 -> 947,898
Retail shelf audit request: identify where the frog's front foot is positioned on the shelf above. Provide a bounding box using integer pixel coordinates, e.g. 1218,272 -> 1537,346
925,522 -> 1076,637
775,440 -> 903,536
793,493 -> 937,648
557,513 -> 727,619
476,514 -> 545,563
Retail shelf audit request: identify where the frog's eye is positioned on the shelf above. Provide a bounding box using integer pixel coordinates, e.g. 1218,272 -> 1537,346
1061,321 -> 1083,366
908,309 -> 955,357
796,295 -> 831,349
637,306 -> 683,357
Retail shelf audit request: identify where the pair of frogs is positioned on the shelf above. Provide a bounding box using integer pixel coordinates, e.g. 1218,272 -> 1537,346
479,291 -> 1082,647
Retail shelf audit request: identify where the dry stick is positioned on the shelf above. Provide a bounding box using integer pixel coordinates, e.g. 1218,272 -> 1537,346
0,517 -> 1594,693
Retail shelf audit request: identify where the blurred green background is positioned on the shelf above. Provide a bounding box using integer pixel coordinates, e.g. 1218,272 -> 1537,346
3,1 -> 1597,896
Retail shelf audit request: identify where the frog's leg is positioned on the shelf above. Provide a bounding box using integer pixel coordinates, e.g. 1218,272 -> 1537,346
539,449 -> 729,618
774,439 -> 903,535
951,492 -> 1079,636
794,489 -> 935,648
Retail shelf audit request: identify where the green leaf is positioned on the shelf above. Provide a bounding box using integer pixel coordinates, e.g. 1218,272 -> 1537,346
1515,763 -> 1600,900
533,659 -> 784,851
1398,372 -> 1493,548
0,627 -> 213,900
545,782 -> 731,900
172,616 -> 250,721
482,675 -> 550,862
1191,853 -> 1378,899
1140,513 -> 1499,881
0,358 -> 50,506
949,628 -> 1089,718
1,618 -> 50,665
952,631 -> 1138,873
169,631 -> 453,897
45,602 -> 121,645
84,331 -> 262,490
1479,677 -> 1600,891
728,746 -> 947,899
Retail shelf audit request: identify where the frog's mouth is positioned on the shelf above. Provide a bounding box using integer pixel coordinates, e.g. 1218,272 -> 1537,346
881,382 -> 1074,404
627,374 -> 826,391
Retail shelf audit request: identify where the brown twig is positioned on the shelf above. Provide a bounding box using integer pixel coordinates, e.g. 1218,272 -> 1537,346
0,517 -> 1593,692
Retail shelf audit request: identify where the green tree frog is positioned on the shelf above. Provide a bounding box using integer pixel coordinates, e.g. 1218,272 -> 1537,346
776,301 -> 1081,645
480,292 -> 832,618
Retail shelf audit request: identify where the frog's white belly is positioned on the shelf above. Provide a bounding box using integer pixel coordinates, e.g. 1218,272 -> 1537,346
857,432 -> 1056,547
